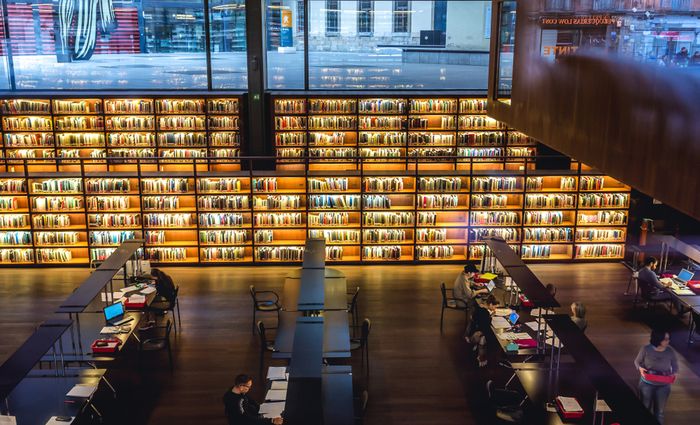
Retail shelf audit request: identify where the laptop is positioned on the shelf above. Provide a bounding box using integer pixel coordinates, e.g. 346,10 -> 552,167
508,311 -> 520,325
103,302 -> 133,326
486,280 -> 496,292
673,269 -> 695,286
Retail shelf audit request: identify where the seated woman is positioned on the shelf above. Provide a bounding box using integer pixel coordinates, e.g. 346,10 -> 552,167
570,301 -> 587,332
467,295 -> 499,367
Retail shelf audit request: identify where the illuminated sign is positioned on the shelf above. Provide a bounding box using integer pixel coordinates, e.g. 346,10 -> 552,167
539,15 -> 621,27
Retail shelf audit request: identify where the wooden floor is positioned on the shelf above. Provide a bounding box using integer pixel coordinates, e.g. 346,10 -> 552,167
2,263 -> 700,424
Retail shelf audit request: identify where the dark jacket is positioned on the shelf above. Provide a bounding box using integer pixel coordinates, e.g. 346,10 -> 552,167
637,267 -> 665,296
223,389 -> 273,425
469,305 -> 493,336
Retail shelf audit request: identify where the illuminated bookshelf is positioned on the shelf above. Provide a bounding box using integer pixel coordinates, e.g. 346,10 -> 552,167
53,99 -> 105,165
1,99 -> 54,171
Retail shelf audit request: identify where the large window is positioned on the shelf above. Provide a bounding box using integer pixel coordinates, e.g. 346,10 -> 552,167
496,1 -> 516,99
393,1 -> 410,33
0,0 -> 227,90
358,1 -> 374,35
209,0 -> 248,89
265,0 -> 305,89
326,0 -> 340,35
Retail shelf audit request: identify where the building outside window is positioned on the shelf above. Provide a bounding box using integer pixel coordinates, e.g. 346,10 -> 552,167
297,0 -> 305,33
326,0 -> 340,35
358,0 -> 374,35
393,1 -> 410,33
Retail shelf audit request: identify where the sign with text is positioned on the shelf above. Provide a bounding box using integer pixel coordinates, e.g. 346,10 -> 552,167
539,15 -> 621,27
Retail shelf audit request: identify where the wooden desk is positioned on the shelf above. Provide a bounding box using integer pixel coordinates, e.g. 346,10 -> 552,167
273,311 -> 351,359
4,370 -> 104,425
283,273 -> 347,312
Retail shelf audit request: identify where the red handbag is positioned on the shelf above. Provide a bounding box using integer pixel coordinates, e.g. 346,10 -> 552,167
641,371 -> 676,384
91,338 -> 122,353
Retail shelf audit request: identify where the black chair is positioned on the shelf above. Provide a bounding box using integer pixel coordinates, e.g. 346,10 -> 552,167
625,271 -> 639,296
353,390 -> 369,425
634,283 -> 672,312
688,310 -> 700,344
250,285 -> 281,333
348,286 -> 360,330
139,320 -> 173,372
257,320 -> 276,377
351,318 -> 371,375
440,282 -> 468,333
486,380 -> 527,423
148,286 -> 182,334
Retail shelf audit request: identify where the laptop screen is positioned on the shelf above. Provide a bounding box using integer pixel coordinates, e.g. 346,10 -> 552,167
678,269 -> 695,282
104,302 -> 124,322
486,281 -> 496,292
508,311 -> 519,325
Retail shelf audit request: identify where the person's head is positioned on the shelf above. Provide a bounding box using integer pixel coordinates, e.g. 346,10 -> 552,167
571,302 -> 586,319
233,374 -> 253,394
644,256 -> 658,270
484,295 -> 499,312
650,328 -> 670,349
463,263 -> 478,277
681,47 -> 688,53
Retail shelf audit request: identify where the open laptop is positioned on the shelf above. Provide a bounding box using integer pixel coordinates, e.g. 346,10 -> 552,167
508,311 -> 520,325
486,280 -> 496,292
673,269 -> 695,286
103,302 -> 133,326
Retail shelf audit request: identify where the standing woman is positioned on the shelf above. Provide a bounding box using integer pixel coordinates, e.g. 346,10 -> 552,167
634,329 -> 679,424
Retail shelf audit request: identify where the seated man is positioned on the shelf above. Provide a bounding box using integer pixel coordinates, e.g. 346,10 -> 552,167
223,374 -> 283,425
453,263 -> 489,309
637,257 -> 686,314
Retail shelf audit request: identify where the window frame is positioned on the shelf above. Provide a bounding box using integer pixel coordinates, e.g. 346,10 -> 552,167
392,0 -> 410,34
357,0 -> 374,36
325,0 -> 341,36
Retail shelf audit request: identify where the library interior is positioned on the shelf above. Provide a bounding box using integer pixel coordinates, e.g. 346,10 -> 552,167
0,1 -> 699,425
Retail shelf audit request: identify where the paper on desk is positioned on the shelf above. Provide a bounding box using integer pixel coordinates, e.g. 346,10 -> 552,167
492,317 -> 511,329
498,332 -> 517,340
0,416 -> 17,425
100,292 -> 123,302
556,396 -> 583,412
100,326 -> 121,334
525,321 -> 540,331
46,417 -> 74,425
140,286 -> 156,295
595,400 -> 612,412
266,366 -> 287,381
660,278 -> 674,285
259,402 -> 285,418
494,308 -> 512,317
270,381 -> 288,390
673,287 -> 695,295
512,332 -> 530,339
531,308 -> 553,317
265,389 -> 287,401
122,285 -> 141,293
66,384 -> 97,398
545,336 -> 563,348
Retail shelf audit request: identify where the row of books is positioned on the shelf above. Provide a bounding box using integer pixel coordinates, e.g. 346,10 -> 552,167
274,98 -> 487,115
526,177 -> 577,191
1,98 -> 239,115
32,196 -> 83,211
416,245 -> 454,259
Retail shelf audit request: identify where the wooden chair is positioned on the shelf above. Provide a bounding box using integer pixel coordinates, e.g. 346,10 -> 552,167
440,282 -> 467,333
351,318 -> 371,375
139,320 -> 173,372
249,285 -> 281,333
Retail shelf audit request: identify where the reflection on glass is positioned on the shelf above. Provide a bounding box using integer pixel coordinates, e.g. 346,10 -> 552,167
4,0 -> 217,90
266,0 -> 492,90
266,0 -> 305,89
536,5 -> 700,79
496,1 -> 516,99
209,0 -> 248,89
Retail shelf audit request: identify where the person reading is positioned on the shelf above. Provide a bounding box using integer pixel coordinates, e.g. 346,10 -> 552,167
224,374 -> 283,425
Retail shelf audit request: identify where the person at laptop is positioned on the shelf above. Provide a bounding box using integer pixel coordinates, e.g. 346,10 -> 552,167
453,263 -> 489,309
467,295 -> 500,367
224,374 -> 283,425
637,257 -> 674,300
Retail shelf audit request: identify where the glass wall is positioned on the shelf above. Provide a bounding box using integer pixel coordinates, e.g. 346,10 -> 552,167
209,0 -> 248,89
265,0 -> 305,89
496,1 -> 516,99
0,0 -> 247,90
537,4 -> 700,80
265,0 -> 493,90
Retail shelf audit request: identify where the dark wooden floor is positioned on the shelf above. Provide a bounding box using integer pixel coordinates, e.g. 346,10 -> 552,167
2,263 -> 700,424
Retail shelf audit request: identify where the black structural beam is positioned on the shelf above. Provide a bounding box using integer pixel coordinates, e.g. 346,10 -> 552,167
545,314 -> 658,425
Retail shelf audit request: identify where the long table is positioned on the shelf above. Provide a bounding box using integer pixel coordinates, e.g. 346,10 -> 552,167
273,311 -> 351,359
283,268 -> 347,312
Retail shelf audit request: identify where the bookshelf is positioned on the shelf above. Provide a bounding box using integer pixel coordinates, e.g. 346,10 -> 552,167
0,95 -> 630,266
0,96 -> 243,173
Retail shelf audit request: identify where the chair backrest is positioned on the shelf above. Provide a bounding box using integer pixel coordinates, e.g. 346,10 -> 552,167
361,318 -> 371,345
349,286 -> 360,309
360,390 -> 369,416
249,285 -> 257,301
486,380 -> 494,400
257,320 -> 267,345
163,319 -> 172,341
440,282 -> 448,307
153,269 -> 177,303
